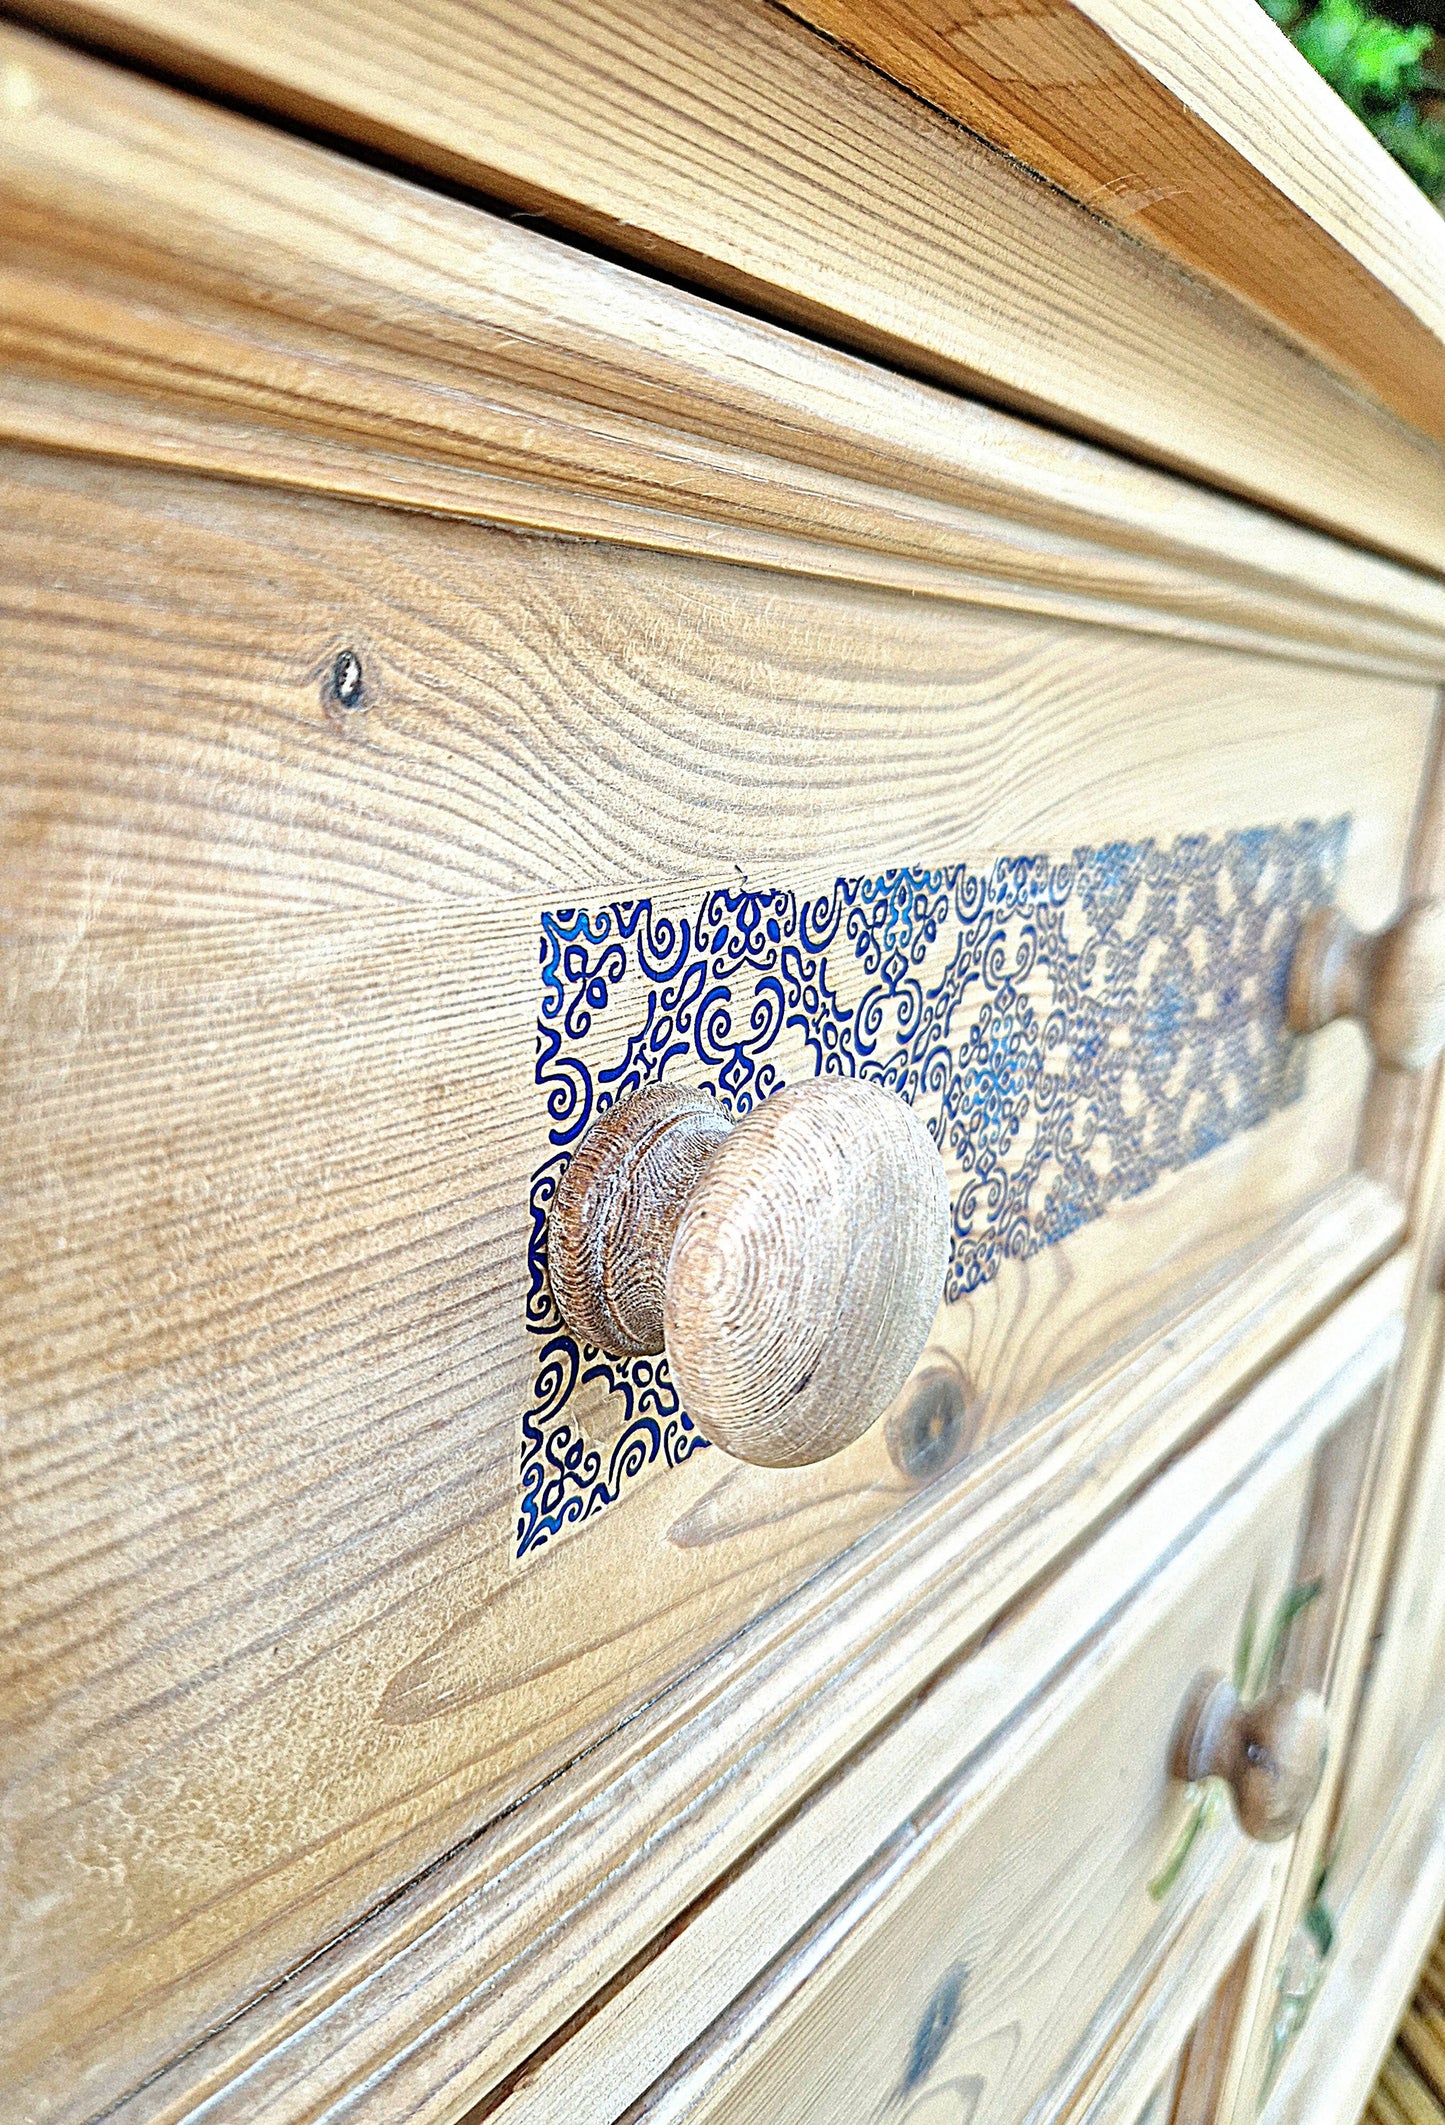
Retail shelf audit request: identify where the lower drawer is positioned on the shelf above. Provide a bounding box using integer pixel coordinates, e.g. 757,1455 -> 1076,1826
489,1260 -> 1406,2125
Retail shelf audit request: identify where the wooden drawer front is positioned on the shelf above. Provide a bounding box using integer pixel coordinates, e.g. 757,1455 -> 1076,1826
513,1269 -> 1403,2125
4,430 -> 1433,2118
6,37 -> 1445,2124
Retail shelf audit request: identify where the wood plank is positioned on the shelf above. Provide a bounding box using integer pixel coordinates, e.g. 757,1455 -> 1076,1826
3,27 -> 1444,678
63,1200 -> 1401,2125
1,444 -> 1432,2118
5,11 -> 1445,572
484,1275 -> 1398,2125
5,449 -> 1437,941
1210,696 -> 1445,2122
1265,1719 -> 1445,2125
783,0 -> 1445,451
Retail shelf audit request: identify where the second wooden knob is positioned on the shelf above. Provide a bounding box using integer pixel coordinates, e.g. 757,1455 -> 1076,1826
1288,898 -> 1445,1070
1171,1672 -> 1327,1843
549,1077 -> 950,1466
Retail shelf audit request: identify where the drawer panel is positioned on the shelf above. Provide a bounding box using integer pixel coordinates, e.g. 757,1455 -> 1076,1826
540,1272 -> 1402,2125
1,435 -> 1433,2120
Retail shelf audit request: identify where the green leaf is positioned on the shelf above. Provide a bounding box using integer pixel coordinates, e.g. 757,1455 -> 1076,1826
1150,1792 -> 1206,1901
1149,1780 -> 1228,1902
1251,1578 -> 1323,1700
1234,1586 -> 1261,1697
1304,1896 -> 1335,1959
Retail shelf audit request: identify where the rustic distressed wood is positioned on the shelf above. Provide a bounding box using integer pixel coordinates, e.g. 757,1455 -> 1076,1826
0,416 -> 1432,2120
499,1275 -> 1400,2125
4,12 -> 1445,575
1288,901 -> 1445,1071
4,12 -> 1445,2117
551,1079 -> 949,1464
783,0 -> 1445,449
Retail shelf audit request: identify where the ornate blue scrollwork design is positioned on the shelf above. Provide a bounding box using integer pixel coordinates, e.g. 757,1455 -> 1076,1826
519,820 -> 1348,1557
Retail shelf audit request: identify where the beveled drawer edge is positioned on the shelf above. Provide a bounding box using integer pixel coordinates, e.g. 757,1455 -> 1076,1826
1265,1714 -> 1445,2125
551,1266 -> 1401,2125
97,1184 -> 1404,2125
1054,1842 -> 1273,2125
6,26 -> 1445,681
8,0 -> 1445,579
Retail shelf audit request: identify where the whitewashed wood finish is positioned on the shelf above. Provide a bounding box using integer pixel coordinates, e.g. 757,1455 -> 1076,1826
1264,1715 -> 1445,2125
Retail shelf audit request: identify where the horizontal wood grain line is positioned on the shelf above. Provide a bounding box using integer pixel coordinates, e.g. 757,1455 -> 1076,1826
8,444 -> 1430,945
98,1186 -> 1405,2125
782,0 -> 1445,453
2,19 -> 1445,598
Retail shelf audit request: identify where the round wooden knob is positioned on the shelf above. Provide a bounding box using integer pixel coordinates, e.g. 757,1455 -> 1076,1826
1287,898 -> 1445,1070
1171,1673 -> 1327,1843
548,1078 -> 950,1466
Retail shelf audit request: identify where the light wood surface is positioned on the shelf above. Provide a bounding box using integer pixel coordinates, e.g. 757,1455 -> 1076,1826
5,23 -> 1445,2114
5,11 -> 1445,574
4,28 -> 1445,669
1265,1714 -> 1445,2125
1,423 -> 1432,2119
786,0 -> 1445,450
504,1274 -> 1400,2125
1203,715 -> 1445,2121
2,449 -> 1435,938
103,1228 -> 1403,2125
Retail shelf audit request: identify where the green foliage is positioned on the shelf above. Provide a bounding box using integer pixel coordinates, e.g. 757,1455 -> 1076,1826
1260,0 -> 1445,198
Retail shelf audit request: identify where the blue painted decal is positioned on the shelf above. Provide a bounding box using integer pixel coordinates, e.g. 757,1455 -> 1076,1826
519,821 -> 1348,1557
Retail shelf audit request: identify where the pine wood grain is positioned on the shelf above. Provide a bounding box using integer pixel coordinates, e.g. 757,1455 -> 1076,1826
783,0 -> 1445,451
491,1276 -> 1400,2125
4,28 -> 1445,672
1203,703 -> 1445,2122
4,448 -> 1437,941
1,433 -> 1434,2119
1265,1715 -> 1445,2125
5,11 -> 1445,573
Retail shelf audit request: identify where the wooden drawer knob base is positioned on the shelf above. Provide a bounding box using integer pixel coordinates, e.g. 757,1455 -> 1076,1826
1171,1671 -> 1327,1843
1288,898 -> 1445,1070
549,1078 -> 950,1466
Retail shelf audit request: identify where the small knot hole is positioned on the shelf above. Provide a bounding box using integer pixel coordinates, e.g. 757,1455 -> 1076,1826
330,648 -> 365,711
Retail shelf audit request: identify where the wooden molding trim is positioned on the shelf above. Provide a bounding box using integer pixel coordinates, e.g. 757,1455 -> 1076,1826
590,1270 -> 1388,2125
98,1186 -> 1403,2125
4,28 -> 1445,680
781,0 -> 1445,456
5,8 -> 1445,578
1266,1715 -> 1445,2125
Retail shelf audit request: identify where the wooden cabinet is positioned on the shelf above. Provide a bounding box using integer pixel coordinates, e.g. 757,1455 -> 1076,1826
484,1272 -> 1402,2125
4,6 -> 1445,2124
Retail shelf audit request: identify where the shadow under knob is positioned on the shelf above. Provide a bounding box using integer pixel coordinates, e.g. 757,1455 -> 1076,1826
1171,1672 -> 1328,1843
549,1078 -> 950,1466
1287,898 -> 1445,1070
